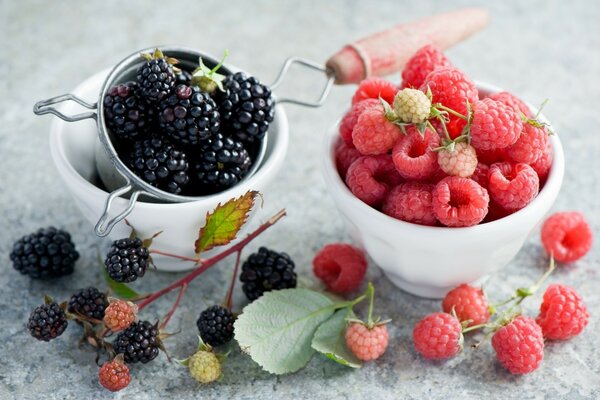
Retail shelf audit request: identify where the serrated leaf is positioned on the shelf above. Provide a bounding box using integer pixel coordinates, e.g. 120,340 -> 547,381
101,265 -> 139,300
312,309 -> 362,368
234,288 -> 339,374
195,191 -> 258,255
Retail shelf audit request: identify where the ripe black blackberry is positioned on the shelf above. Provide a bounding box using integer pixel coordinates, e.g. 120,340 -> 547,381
112,320 -> 160,364
196,305 -> 235,347
240,247 -> 297,301
104,238 -> 149,283
103,82 -> 153,141
10,227 -> 79,279
191,133 -> 251,194
216,72 -> 275,144
136,49 -> 178,102
28,302 -> 68,341
128,136 -> 190,194
158,84 -> 220,146
176,69 -> 193,86
68,287 -> 109,322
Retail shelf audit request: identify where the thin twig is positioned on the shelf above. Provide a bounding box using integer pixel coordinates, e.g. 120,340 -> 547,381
225,251 -> 242,310
160,283 -> 188,330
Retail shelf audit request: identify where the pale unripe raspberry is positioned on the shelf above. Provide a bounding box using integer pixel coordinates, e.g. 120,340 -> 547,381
437,142 -> 478,178
103,299 -> 137,332
188,350 -> 221,384
393,88 -> 431,123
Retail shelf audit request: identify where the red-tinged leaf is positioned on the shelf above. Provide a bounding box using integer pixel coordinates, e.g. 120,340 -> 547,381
195,191 -> 259,255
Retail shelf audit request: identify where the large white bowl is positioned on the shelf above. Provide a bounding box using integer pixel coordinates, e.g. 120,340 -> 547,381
322,82 -> 565,298
49,70 -> 289,271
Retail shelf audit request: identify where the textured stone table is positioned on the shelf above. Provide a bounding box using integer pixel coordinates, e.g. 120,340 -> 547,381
1,1 -> 598,399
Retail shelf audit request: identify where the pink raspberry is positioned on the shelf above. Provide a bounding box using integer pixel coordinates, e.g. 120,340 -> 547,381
352,106 -> 401,155
382,183 -> 436,226
345,155 -> 402,207
339,99 -> 380,146
413,312 -> 463,359
345,322 -> 389,361
531,140 -> 554,184
432,176 -> 489,227
392,126 -> 440,180
352,77 -> 397,105
488,162 -> 539,212
491,316 -> 544,375
536,284 -> 589,340
471,163 -> 489,189
437,142 -> 478,178
401,44 -> 452,89
541,211 -> 592,263
483,201 -> 512,223
477,147 -> 509,165
507,123 -> 549,164
470,98 -> 523,151
313,243 -> 367,293
335,141 -> 362,180
442,284 -> 490,327
486,91 -> 532,118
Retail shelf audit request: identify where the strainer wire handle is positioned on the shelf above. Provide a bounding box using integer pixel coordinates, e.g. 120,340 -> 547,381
33,94 -> 97,122
94,184 -> 142,237
270,57 -> 335,108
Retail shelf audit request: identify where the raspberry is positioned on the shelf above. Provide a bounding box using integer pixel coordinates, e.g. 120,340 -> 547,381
412,312 -> 463,359
104,238 -> 150,283
382,182 -> 436,226
103,299 -> 138,332
477,147 -> 509,165
313,243 -> 367,293
401,44 -> 452,89
483,201 -> 512,223
239,247 -> 297,301
391,126 -> 440,180
491,316 -> 544,374
335,141 -> 362,180
470,98 -> 523,151
471,163 -> 490,189
442,284 -> 490,327
507,123 -> 549,164
487,91 -> 532,118
136,50 -> 177,103
352,105 -> 401,155
339,99 -> 379,146
393,88 -> 431,123
27,302 -> 68,341
536,284 -> 589,340
531,140 -> 554,184
541,212 -> 592,263
488,162 -> 539,212
345,155 -> 402,207
99,356 -> 131,392
345,322 -> 389,361
68,287 -> 108,322
112,320 -> 160,364
437,142 -> 478,178
351,77 -> 397,105
188,350 -> 221,384
432,176 -> 489,227
197,305 -> 235,347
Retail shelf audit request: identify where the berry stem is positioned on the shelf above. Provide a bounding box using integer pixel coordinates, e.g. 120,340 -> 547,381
366,283 -> 375,326
224,250 -> 242,310
462,322 -> 489,334
160,283 -> 187,330
149,249 -> 199,263
436,104 -> 468,121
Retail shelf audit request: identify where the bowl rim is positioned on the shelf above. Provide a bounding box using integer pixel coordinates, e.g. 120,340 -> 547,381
322,81 -> 565,236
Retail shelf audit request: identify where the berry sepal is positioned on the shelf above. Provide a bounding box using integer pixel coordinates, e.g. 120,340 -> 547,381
191,50 -> 229,94
140,48 -> 180,73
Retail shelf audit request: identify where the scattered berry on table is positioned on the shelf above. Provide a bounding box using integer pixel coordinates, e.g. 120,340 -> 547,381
487,162 -> 539,212
104,238 -> 150,283
382,182 -> 436,226
313,243 -> 367,293
442,284 -> 490,327
392,126 -> 440,180
10,227 -> 79,279
27,302 -> 68,341
351,77 -> 397,105
345,155 -> 403,207
188,349 -> 221,384
469,98 -> 523,151
530,139 -> 554,184
239,247 -> 297,301
536,284 -> 589,340
352,104 -> 401,155
491,316 -> 544,374
67,287 -> 108,322
136,49 -> 178,103
393,88 -> 431,123
437,142 -> 478,178
197,305 -> 235,347
112,320 -> 160,364
335,140 -> 362,180
413,312 -> 463,359
507,123 -> 549,164
541,211 -> 592,263
471,162 -> 490,189
103,82 -> 153,141
486,91 -> 532,118
339,98 -> 379,146
432,176 -> 489,227
98,356 -> 131,392
401,44 -> 452,89
345,322 -> 389,361
104,299 -> 138,332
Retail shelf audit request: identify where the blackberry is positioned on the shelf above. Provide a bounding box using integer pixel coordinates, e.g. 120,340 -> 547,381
113,320 -> 160,364
191,133 -> 251,194
216,72 -> 275,144
103,82 -> 153,141
104,238 -> 149,283
158,84 -> 220,146
240,247 -> 297,301
196,305 -> 235,347
128,136 -> 190,194
68,287 -> 108,322
136,49 -> 178,102
27,302 -> 68,341
10,227 -> 79,279
176,69 -> 193,86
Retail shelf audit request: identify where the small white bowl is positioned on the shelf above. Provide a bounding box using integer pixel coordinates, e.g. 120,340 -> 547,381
49,70 -> 289,271
322,82 -> 565,298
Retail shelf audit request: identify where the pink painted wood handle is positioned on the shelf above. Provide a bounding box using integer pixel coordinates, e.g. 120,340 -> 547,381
325,8 -> 490,84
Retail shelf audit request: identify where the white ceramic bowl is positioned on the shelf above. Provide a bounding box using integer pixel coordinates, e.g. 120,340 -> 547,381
49,70 -> 289,271
322,82 -> 565,298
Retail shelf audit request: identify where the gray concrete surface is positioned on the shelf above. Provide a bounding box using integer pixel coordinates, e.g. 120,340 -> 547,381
0,1 -> 598,399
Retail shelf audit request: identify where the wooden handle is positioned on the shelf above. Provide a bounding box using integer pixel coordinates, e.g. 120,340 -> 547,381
326,8 -> 490,84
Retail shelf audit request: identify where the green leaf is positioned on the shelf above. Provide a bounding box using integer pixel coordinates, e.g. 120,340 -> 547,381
195,190 -> 259,255
312,309 -> 362,368
101,264 -> 139,300
234,288 -> 339,374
